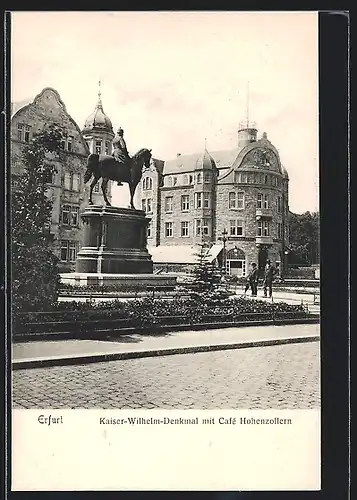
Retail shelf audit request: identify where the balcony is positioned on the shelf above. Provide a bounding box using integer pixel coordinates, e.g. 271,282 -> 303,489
256,208 -> 273,219
256,236 -> 273,245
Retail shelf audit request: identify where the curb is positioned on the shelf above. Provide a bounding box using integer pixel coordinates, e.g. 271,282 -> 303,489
12,334 -> 320,370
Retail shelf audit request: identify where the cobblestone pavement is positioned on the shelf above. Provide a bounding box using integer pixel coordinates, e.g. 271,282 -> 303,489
12,342 -> 320,409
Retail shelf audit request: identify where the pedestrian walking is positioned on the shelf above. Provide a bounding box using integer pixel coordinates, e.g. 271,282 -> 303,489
244,263 -> 258,296
263,259 -> 278,298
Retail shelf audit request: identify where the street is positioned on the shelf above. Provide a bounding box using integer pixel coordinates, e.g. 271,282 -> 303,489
13,341 -> 320,409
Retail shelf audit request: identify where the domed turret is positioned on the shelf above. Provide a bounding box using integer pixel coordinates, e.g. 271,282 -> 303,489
82,83 -> 115,155
82,90 -> 113,134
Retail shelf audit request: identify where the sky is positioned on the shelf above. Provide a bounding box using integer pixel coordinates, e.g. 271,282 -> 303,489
11,11 -> 319,213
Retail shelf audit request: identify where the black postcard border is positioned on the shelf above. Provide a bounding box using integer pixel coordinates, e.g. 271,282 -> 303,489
2,9 -> 350,500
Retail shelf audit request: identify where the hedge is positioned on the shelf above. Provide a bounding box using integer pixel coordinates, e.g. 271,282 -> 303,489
14,292 -> 309,334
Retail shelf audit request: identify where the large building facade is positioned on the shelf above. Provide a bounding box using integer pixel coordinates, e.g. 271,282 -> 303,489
136,122 -> 290,277
11,87 -> 114,271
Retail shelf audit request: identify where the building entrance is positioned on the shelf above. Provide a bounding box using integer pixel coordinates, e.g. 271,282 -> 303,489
226,247 -> 246,277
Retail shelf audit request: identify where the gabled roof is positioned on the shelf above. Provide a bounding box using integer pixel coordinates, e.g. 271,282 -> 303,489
11,97 -> 33,118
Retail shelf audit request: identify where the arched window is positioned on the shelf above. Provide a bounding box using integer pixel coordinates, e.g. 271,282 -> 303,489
196,173 -> 202,184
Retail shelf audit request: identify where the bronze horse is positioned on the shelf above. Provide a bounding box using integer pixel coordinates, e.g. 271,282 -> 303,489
83,148 -> 152,208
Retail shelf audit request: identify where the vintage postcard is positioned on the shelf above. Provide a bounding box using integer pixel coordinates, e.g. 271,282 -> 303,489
9,11 -> 321,491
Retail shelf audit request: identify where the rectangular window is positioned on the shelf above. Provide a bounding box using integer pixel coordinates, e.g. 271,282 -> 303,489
165,196 -> 173,213
147,222 -> 152,238
67,136 -> 73,152
143,177 -> 153,190
203,193 -> 210,208
68,241 -> 77,261
165,222 -> 173,237
195,192 -> 203,209
195,219 -> 210,236
237,192 -> 244,209
204,172 -> 211,183
71,207 -> 79,227
181,221 -> 189,237
72,173 -> 80,192
258,221 -> 270,236
61,205 -> 79,227
241,173 -> 247,183
277,196 -> 282,213
17,123 -> 24,141
257,193 -> 263,209
61,205 -> 70,225
141,199 -> 146,212
95,140 -> 102,155
60,240 -> 78,262
230,219 -> 244,236
264,194 -> 269,209
263,221 -> 269,236
229,192 -> 236,209
202,218 -> 210,235
196,173 -> 202,184
105,141 -> 110,155
64,172 -> 71,190
24,125 -> 31,143
60,241 -> 68,261
181,195 -> 190,211
173,176 -> 178,186
278,222 -> 284,239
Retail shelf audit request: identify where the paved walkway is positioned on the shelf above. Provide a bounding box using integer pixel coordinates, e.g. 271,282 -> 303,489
13,341 -> 320,409
13,323 -> 320,369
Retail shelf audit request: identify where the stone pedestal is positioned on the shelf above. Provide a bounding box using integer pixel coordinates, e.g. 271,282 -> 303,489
76,205 -> 153,274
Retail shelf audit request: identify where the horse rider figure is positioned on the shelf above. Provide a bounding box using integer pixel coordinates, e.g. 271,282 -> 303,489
112,127 -> 131,186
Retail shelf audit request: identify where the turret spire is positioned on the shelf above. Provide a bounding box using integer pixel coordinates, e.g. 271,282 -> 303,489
97,80 -> 103,109
246,81 -> 250,128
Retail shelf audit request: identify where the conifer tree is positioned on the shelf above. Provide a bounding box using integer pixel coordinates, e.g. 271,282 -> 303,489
12,125 -> 65,312
191,242 -> 221,292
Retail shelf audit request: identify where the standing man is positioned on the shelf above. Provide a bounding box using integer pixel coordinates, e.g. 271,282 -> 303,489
263,259 -> 277,298
245,263 -> 258,296
112,127 -> 131,186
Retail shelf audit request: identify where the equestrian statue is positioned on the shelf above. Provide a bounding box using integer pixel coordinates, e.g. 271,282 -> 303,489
83,128 -> 152,209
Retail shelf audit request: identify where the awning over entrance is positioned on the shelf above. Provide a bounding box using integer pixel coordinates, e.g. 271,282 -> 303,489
148,244 -> 223,265
206,244 -> 223,263
148,245 -> 198,264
